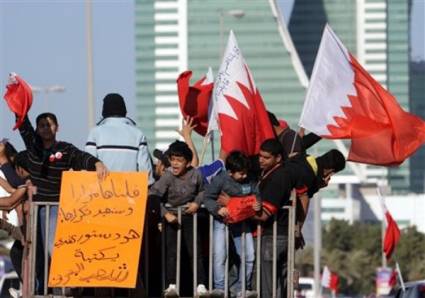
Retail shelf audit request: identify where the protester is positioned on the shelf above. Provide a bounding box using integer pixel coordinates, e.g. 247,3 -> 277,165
204,151 -> 257,298
14,113 -> 108,256
149,140 -> 208,297
85,93 -> 154,185
253,139 -> 345,297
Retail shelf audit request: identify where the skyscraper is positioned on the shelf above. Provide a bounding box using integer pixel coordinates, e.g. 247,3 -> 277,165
409,60 -> 425,193
134,0 -> 313,159
289,0 -> 411,193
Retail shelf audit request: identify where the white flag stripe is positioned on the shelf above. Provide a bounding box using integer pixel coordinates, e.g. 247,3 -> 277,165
299,24 -> 357,136
321,265 -> 331,287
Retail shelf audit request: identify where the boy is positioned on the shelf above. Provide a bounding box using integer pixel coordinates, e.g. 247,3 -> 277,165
203,151 -> 257,298
149,140 -> 207,297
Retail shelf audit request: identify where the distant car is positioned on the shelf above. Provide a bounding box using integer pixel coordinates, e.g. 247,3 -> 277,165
392,279 -> 425,298
295,277 -> 315,298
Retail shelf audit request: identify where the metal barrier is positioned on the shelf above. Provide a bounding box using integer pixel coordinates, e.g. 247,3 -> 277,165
161,197 -> 297,298
21,195 -> 297,297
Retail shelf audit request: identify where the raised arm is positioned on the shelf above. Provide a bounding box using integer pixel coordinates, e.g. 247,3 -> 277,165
177,116 -> 199,167
18,116 -> 37,150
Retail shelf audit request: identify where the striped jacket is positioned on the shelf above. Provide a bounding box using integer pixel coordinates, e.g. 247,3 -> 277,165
19,117 -> 99,202
85,117 -> 154,185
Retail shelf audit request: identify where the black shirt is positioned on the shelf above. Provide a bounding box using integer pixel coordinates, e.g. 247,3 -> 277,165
259,156 -> 319,235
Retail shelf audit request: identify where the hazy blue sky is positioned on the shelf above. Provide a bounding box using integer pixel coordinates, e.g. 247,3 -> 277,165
0,0 -> 423,151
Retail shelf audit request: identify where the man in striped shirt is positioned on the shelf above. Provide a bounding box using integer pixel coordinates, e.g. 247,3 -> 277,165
18,113 -> 108,255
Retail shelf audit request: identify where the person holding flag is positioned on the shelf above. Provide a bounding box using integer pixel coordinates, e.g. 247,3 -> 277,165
3,74 -> 108,257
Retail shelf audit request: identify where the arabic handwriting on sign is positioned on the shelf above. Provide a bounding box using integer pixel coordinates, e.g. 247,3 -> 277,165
79,263 -> 129,283
50,263 -> 85,286
54,234 -> 84,248
74,246 -> 120,263
120,229 -> 140,244
69,179 -> 141,203
93,207 -> 134,218
55,228 -> 140,248
59,204 -> 91,223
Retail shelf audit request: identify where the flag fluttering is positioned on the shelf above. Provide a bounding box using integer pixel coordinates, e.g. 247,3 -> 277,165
321,265 -> 339,293
380,196 -> 401,260
299,24 -> 425,166
177,68 -> 214,136
212,31 -> 274,155
3,73 -> 33,130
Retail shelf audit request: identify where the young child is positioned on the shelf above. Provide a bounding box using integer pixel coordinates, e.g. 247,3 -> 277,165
149,140 -> 208,297
203,151 -> 257,298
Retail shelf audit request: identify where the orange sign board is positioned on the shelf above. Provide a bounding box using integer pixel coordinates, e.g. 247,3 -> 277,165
48,172 -> 148,288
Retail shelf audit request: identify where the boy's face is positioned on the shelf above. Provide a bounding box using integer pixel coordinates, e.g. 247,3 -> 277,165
36,117 -> 58,142
169,155 -> 190,176
259,150 -> 281,171
229,170 -> 247,182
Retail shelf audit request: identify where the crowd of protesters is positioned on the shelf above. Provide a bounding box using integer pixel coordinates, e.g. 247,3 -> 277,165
0,91 -> 345,298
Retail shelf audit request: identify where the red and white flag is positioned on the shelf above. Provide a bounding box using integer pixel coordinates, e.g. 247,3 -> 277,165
321,266 -> 339,292
299,25 -> 425,166
212,31 -> 274,155
379,195 -> 401,260
177,68 -> 214,136
3,73 -> 33,130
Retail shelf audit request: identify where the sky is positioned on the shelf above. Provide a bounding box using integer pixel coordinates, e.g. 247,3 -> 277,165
0,0 -> 136,149
0,0 -> 423,151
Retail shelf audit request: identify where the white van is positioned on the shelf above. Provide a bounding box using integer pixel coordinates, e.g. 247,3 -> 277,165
295,277 -> 316,298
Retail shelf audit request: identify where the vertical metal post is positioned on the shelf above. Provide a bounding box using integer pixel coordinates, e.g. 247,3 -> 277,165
241,222 -> 246,296
144,218 -> 149,296
176,208 -> 182,293
85,0 -> 95,129
208,215 -> 213,291
193,213 -> 198,297
43,205 -> 50,295
224,224 -> 229,298
272,214 -> 277,298
161,218 -> 166,291
287,198 -> 296,298
314,194 -> 322,298
256,223 -> 261,294
29,203 -> 39,296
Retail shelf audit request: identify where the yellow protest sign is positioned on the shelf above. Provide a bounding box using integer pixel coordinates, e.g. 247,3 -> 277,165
48,172 -> 148,288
